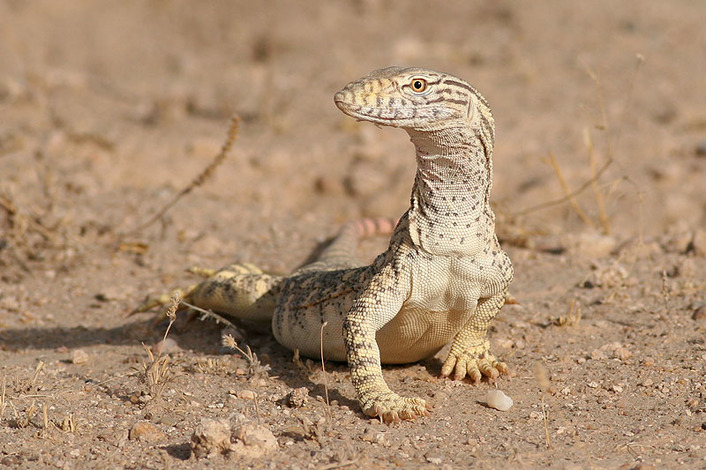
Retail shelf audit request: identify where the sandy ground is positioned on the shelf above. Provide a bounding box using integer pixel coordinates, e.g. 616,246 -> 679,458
1,1 -> 705,468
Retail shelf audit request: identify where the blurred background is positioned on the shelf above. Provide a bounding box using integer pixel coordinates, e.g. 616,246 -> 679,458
1,0 -> 704,272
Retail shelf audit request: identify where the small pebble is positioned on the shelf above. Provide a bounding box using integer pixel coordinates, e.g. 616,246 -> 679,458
129,422 -> 165,442
231,421 -> 278,458
237,390 -> 256,400
286,387 -> 309,408
153,337 -> 180,355
692,229 -> 706,255
71,349 -> 89,365
692,304 -> 706,322
695,142 -> 706,156
191,418 -> 231,458
486,389 -> 513,411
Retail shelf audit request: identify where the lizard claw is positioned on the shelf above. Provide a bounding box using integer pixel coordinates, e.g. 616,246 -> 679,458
441,349 -> 508,383
361,393 -> 430,424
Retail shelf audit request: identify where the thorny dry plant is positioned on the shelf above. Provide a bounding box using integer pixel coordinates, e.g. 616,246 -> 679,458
534,363 -> 552,449
516,54 -> 645,236
222,333 -> 271,381
137,293 -> 179,401
553,299 -> 582,327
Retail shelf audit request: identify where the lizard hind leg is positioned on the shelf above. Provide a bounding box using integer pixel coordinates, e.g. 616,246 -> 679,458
440,292 -> 509,383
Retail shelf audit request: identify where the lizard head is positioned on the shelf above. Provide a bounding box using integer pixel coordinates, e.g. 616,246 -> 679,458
334,66 -> 493,138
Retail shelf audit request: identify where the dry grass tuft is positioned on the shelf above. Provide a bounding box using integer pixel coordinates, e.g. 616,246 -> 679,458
517,54 -> 645,236
534,363 -> 552,449
553,299 -> 582,327
137,294 -> 179,401
0,377 -> 6,420
222,334 -> 271,380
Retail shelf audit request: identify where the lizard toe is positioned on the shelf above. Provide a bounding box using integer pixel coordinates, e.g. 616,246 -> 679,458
362,393 -> 428,423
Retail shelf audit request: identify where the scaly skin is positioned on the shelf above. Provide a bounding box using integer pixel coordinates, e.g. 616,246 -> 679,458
139,67 -> 513,423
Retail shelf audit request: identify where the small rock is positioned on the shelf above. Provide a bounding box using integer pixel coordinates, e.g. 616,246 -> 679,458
662,230 -> 694,254
286,387 -> 309,408
129,422 -> 165,442
374,432 -> 390,447
695,142 -> 706,156
612,346 -> 633,361
237,390 -> 256,400
692,229 -> 706,256
313,175 -> 345,195
71,349 -> 90,365
153,337 -> 180,355
191,418 -> 231,458
231,421 -> 278,459
425,452 -> 443,465
692,304 -> 706,322
582,261 -> 629,289
628,464 -> 656,470
486,389 -> 513,411
565,232 -> 617,259
590,349 -> 607,361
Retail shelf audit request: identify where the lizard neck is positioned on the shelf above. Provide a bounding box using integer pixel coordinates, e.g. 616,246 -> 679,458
405,125 -> 496,256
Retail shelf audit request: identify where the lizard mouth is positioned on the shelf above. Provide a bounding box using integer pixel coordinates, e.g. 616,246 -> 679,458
334,95 -> 401,127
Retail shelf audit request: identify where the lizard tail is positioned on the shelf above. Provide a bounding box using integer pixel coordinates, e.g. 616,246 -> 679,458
298,217 -> 398,273
187,264 -> 284,322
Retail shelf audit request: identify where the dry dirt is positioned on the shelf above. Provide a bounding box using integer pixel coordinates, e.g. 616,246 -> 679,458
1,1 -> 705,469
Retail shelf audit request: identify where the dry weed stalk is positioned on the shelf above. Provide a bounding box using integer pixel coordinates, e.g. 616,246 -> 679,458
138,294 -> 179,401
141,343 -> 173,400
221,334 -> 271,380
57,413 -> 76,433
545,151 -> 595,229
162,292 -> 180,341
554,299 -> 582,327
534,363 -> 552,449
319,321 -> 331,419
28,361 -> 45,390
125,115 -> 241,236
39,402 -> 51,437
660,269 -> 671,314
0,377 -> 6,419
17,400 -> 37,428
518,54 -> 645,235
181,299 -> 237,329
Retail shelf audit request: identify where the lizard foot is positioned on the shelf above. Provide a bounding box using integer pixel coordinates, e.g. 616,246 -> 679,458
360,392 -> 430,423
440,344 -> 508,383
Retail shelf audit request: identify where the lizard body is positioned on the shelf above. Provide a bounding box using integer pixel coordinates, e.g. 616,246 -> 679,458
143,67 -> 513,422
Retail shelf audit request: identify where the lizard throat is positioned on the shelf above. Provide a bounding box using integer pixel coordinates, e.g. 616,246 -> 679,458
405,128 -> 496,256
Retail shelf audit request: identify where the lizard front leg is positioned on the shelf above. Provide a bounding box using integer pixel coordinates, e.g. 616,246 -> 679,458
441,292 -> 508,382
342,269 -> 429,423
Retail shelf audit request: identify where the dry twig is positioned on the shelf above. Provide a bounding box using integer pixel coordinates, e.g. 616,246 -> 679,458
125,115 -> 241,236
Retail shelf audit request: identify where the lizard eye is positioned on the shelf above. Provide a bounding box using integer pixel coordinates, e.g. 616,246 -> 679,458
410,78 -> 428,93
